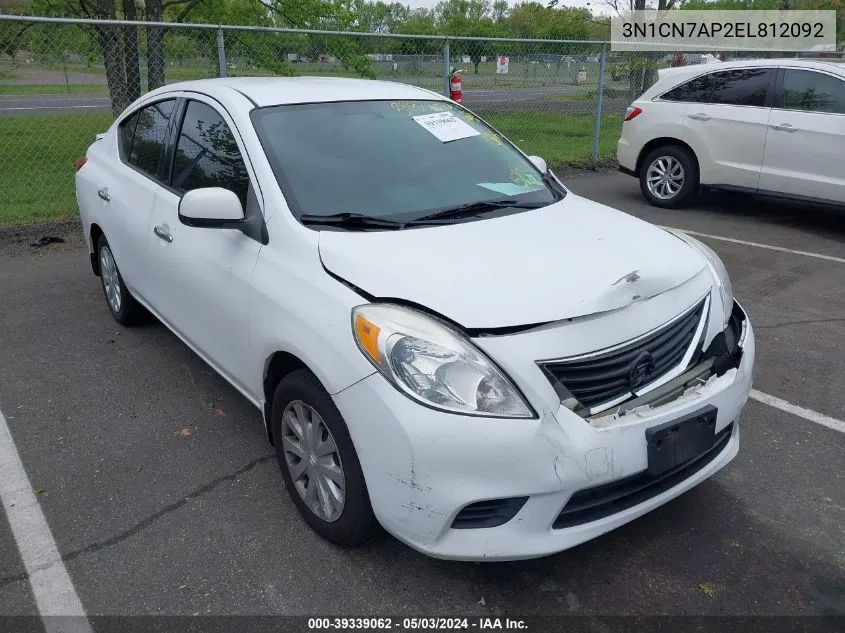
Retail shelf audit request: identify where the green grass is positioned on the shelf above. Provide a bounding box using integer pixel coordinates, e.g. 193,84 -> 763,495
0,83 -> 108,95
485,111 -> 622,167
0,110 -> 620,226
0,113 -> 114,225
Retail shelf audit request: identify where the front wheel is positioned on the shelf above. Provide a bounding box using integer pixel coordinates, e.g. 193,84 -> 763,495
271,369 -> 376,546
639,145 -> 699,209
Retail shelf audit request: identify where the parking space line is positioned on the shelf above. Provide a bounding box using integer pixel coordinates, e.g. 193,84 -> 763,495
661,227 -> 845,264
751,390 -> 845,434
0,409 -> 92,632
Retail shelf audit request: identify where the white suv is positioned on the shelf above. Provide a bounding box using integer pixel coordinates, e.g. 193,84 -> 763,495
617,59 -> 845,208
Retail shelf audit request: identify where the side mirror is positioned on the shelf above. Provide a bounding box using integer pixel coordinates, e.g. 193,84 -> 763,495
528,155 -> 548,174
179,187 -> 244,228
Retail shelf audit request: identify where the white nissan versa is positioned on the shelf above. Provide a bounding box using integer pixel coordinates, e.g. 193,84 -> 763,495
75,77 -> 754,561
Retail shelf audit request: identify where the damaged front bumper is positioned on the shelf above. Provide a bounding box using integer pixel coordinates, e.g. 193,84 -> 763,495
332,302 -> 754,561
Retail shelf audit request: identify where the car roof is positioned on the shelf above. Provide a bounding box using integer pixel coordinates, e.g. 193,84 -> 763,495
657,57 -> 845,82
154,76 -> 446,108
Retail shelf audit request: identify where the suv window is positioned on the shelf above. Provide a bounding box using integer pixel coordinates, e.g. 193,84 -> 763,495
661,68 -> 773,107
709,68 -> 772,107
123,99 -> 176,180
780,69 -> 845,114
662,73 -> 712,103
171,100 -> 250,206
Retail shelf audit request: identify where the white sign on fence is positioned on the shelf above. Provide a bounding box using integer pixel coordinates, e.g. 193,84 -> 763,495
496,56 -> 509,74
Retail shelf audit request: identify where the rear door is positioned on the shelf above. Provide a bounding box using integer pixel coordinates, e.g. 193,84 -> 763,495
90,99 -> 177,299
676,67 -> 775,189
759,67 -> 845,204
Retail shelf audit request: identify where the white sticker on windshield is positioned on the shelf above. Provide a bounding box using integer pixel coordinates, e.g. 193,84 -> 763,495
477,182 -> 545,196
412,111 -> 481,143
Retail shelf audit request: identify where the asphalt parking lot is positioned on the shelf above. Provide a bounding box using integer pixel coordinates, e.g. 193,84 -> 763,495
1,170 -> 844,627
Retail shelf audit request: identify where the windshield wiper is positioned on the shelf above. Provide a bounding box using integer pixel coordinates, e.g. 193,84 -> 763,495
300,213 -> 404,230
412,199 -> 548,223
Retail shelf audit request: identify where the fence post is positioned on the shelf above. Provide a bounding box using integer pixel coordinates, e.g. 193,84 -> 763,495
216,28 -> 227,78
590,44 -> 607,169
442,39 -> 450,97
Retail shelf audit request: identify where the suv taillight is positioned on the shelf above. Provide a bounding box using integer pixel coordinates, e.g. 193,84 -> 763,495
624,106 -> 642,122
75,156 -> 88,172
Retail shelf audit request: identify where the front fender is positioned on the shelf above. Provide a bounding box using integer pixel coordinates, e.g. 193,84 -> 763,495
249,231 -> 375,401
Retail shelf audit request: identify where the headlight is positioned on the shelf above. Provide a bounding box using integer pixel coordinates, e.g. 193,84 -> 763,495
351,304 -> 534,418
667,229 -> 734,326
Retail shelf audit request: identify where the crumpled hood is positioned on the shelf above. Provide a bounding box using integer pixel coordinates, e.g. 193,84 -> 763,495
318,194 -> 707,329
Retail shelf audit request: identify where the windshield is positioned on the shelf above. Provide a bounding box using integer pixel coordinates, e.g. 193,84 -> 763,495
251,100 -> 561,226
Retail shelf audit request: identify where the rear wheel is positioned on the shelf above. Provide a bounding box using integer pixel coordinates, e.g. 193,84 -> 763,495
271,369 -> 376,546
639,145 -> 699,208
97,234 -> 146,325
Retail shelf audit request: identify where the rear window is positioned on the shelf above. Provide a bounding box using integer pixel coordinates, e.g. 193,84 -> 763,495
122,99 -> 177,181
709,69 -> 772,107
661,68 -> 773,107
251,100 -> 558,223
661,74 -> 712,103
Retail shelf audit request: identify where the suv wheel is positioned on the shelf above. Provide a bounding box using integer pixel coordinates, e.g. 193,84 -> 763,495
639,145 -> 699,208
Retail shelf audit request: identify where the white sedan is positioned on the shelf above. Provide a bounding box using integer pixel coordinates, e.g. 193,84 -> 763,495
617,58 -> 845,208
75,77 -> 754,561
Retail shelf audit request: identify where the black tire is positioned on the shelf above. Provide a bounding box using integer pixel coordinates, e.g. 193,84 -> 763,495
639,144 -> 699,209
271,369 -> 376,547
96,234 -> 147,326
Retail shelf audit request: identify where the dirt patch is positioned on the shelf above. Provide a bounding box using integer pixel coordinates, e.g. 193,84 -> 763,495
0,219 -> 86,258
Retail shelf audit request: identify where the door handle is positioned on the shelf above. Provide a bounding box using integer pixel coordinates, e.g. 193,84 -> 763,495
770,122 -> 797,132
153,224 -> 173,243
97,187 -> 110,202
687,112 -> 710,121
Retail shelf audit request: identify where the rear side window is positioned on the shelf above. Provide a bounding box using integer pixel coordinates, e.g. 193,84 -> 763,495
661,68 -> 772,107
171,100 -> 250,207
709,68 -> 772,107
779,69 -> 845,114
124,99 -> 176,180
119,112 -> 138,157
661,74 -> 712,103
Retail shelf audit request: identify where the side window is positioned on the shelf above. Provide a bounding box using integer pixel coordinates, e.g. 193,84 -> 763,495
708,68 -> 773,107
661,74 -> 712,103
780,69 -> 845,114
126,99 -> 176,180
119,111 -> 138,159
171,100 -> 250,207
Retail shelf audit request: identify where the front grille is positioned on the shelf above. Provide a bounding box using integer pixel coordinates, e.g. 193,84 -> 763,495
451,497 -> 528,529
553,422 -> 733,529
540,298 -> 707,411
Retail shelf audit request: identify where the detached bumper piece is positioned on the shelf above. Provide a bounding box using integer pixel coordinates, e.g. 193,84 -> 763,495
553,422 -> 734,529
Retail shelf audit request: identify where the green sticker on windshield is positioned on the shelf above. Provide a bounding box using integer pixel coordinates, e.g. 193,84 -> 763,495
509,168 -> 542,188
390,101 -> 421,115
482,131 -> 504,146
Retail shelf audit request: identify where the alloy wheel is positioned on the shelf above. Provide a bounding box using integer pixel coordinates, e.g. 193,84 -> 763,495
646,156 -> 685,200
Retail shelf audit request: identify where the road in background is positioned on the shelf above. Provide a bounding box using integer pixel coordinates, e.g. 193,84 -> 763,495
0,85 -> 627,116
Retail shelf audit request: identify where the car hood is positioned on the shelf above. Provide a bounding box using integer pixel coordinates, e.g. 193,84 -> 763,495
318,194 -> 708,329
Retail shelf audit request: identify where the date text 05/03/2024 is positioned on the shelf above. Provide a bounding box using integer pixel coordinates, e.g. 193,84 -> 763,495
307,617 -> 528,630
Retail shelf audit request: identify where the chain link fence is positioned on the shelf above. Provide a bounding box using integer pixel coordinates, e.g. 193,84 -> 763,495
0,14 -> 823,225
